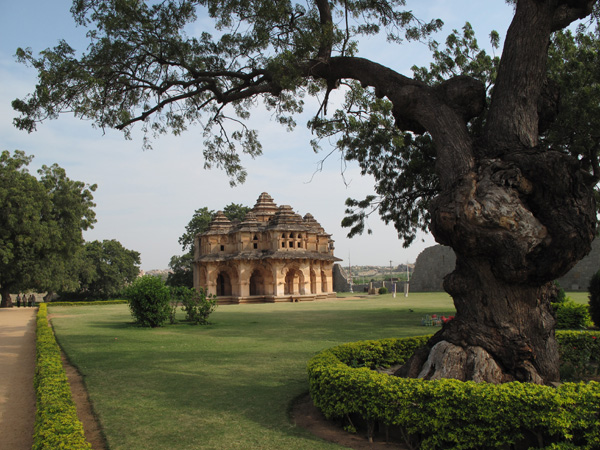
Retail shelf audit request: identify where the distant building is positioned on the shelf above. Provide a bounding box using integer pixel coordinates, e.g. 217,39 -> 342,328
193,192 -> 342,304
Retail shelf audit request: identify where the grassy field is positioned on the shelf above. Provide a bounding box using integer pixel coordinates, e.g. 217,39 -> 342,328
49,291 -> 588,450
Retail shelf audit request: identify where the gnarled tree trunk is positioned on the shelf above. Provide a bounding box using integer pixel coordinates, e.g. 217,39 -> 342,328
398,151 -> 596,383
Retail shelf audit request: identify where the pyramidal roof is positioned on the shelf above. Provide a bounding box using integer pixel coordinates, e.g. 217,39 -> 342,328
207,211 -> 232,231
251,192 -> 279,222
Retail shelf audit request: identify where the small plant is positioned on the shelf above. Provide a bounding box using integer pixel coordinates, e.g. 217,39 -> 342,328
378,287 -> 388,295
180,287 -> 217,324
588,270 -> 600,328
125,275 -> 172,327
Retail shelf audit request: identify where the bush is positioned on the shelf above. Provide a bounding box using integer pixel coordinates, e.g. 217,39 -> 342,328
553,299 -> 592,329
378,287 -> 388,295
589,270 -> 600,328
307,334 -> 600,449
181,287 -> 217,324
125,275 -> 172,327
34,304 -> 91,450
557,331 -> 600,381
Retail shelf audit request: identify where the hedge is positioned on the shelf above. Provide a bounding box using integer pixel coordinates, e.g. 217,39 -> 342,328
34,303 -> 92,450
48,299 -> 127,306
307,333 -> 600,450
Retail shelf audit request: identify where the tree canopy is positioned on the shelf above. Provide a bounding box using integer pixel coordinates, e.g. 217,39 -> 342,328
12,0 -> 600,383
59,239 -> 141,300
0,150 -> 97,306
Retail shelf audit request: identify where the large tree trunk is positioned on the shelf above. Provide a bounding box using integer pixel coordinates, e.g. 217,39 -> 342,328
398,150 -> 596,384
0,286 -> 13,308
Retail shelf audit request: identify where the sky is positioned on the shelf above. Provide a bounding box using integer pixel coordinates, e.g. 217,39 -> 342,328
0,1 -> 516,271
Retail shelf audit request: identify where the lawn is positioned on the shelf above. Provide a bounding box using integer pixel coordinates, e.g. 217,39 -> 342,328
50,293 -> 454,449
49,291 -> 589,449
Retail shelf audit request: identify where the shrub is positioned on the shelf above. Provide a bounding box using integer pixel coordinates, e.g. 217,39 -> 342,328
589,270 -> 600,328
378,287 -> 388,295
553,299 -> 592,329
556,331 -> 600,381
34,304 -> 91,450
180,287 -> 217,324
125,275 -> 172,327
307,334 -> 600,449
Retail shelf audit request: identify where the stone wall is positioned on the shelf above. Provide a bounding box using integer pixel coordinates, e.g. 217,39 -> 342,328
410,240 -> 600,292
556,238 -> 600,291
333,264 -> 351,292
410,245 -> 456,292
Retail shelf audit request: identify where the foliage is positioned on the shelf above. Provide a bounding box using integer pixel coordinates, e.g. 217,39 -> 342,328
543,25 -> 600,177
0,150 -> 96,306
589,270 -> 600,328
178,203 -> 251,253
308,335 -> 600,450
333,22 -> 499,241
59,239 -> 141,300
47,299 -> 127,306
173,286 -> 217,324
165,253 -> 194,288
553,299 -> 593,330
378,287 -> 388,295
556,331 -> 600,381
34,304 -> 91,450
125,275 -> 172,327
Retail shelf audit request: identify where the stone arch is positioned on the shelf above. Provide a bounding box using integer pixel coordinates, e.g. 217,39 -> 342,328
284,268 -> 305,295
216,271 -> 232,296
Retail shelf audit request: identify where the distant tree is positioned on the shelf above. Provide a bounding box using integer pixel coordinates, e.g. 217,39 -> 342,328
178,203 -> 251,253
0,150 -> 96,307
169,203 -> 250,288
178,207 -> 214,254
588,270 -> 600,328
60,239 -> 141,300
166,253 -> 194,288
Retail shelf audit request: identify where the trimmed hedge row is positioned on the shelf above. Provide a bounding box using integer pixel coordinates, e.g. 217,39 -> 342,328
48,299 -> 127,306
34,303 -> 91,450
307,333 -> 600,450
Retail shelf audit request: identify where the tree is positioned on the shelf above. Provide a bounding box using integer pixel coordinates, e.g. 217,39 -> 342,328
0,150 -> 96,307
165,253 -> 194,288
60,239 -> 141,300
168,203 -> 250,287
12,0 -> 600,384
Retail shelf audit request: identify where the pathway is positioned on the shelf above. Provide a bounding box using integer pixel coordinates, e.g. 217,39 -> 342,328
0,307 -> 37,450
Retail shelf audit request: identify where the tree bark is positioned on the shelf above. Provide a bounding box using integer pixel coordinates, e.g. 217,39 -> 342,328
1,286 -> 14,308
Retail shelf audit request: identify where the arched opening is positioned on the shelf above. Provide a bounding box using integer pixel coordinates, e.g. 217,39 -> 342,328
216,271 -> 232,296
249,270 -> 265,296
285,268 -> 305,295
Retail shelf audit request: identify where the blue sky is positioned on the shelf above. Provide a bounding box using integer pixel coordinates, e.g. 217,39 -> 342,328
0,1 -> 515,270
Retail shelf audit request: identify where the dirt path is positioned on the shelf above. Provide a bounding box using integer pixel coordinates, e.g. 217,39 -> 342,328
0,307 -> 37,450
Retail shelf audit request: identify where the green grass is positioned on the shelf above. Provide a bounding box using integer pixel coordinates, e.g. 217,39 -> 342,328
50,293 -> 454,450
49,291 -> 588,449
